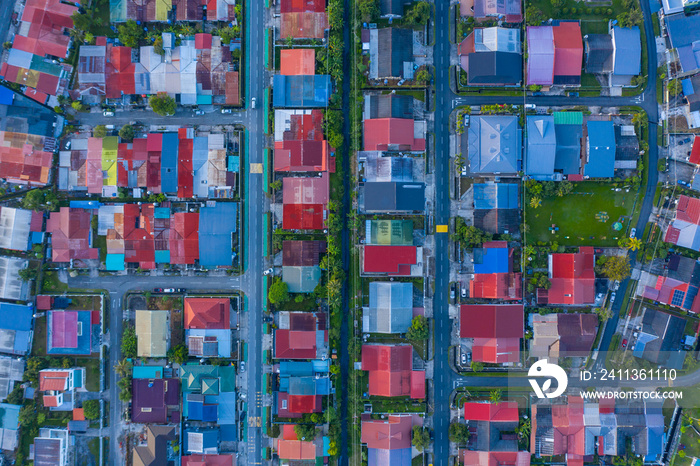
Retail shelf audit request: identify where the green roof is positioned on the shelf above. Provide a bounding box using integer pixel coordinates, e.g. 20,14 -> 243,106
367,219 -> 413,245
181,364 -> 219,392
201,377 -> 219,395
553,111 -> 583,125
218,366 -> 237,392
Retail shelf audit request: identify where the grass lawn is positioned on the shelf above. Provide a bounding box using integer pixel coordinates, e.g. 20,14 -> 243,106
412,455 -> 425,466
525,182 -> 636,246
32,316 -> 47,356
90,0 -> 116,37
42,271 -> 68,293
76,358 -> 101,391
581,72 -> 602,90
94,235 -> 107,263
580,20 -> 609,35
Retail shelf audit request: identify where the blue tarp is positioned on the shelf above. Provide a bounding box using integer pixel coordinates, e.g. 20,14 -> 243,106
584,121 -> 616,178
473,246 -> 510,274
69,201 -> 102,209
0,87 -> 14,106
272,75 -> 332,108
161,132 -> 179,193
199,202 -> 238,267
106,254 -> 126,271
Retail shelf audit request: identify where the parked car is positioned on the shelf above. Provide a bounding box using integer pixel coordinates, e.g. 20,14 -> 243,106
450,286 -> 455,301
176,288 -> 186,293
240,361 -> 245,372
610,292 -> 616,302
251,97 -> 256,109
460,352 -> 467,365
621,339 -> 628,348
630,228 -> 636,238
461,288 -> 467,298
103,111 -> 115,117
263,268 -> 273,275
153,288 -> 164,292
194,109 -> 205,116
463,114 -> 470,127
221,108 -> 233,114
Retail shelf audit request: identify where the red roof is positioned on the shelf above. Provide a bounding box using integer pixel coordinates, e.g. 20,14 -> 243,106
177,134 -> 194,198
547,247 -> 596,305
363,245 -> 418,275
169,212 -> 199,265
50,311 -> 78,349
470,272 -> 523,300
473,337 -> 520,363
182,455 -> 234,466
276,392 -> 322,416
361,344 -> 424,398
105,45 -> 136,98
462,451 -> 531,466
13,0 -> 77,60
464,401 -> 519,422
283,204 -> 325,230
363,118 -> 426,151
690,136 -> 700,165
275,329 -> 317,359
280,0 -> 326,12
23,88 -> 48,104
194,33 -> 213,50
36,295 -> 53,310
0,127 -> 54,185
225,72 -> 240,106
552,22 -> 583,78
184,298 -> 230,329
460,304 -> 524,339
278,439 -> 316,460
73,408 -> 85,421
282,173 -> 329,204
43,395 -> 60,407
280,49 -> 316,75
274,140 -> 330,172
46,208 -> 98,263
280,109 -> 325,141
361,415 -> 413,450
39,370 -> 70,391
675,195 -> 700,224
410,371 -> 426,399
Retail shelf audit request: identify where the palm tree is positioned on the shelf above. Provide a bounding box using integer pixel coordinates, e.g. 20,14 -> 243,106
114,358 -> 132,377
489,389 -> 502,404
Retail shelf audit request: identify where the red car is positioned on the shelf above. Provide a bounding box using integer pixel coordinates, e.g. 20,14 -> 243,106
621,339 -> 628,348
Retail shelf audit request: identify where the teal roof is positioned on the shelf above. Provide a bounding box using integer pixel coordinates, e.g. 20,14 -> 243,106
181,364 -> 219,392
0,403 -> 20,430
197,95 -> 213,105
106,254 -> 126,271
553,111 -> 583,125
154,208 -> 171,219
228,156 -> 240,173
218,366 -> 237,392
155,250 -> 170,263
133,366 -> 164,379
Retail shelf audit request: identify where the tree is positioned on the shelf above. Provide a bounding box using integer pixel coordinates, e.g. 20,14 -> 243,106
294,424 -> 317,441
71,101 -> 87,112
268,279 -> 290,304
18,267 -> 37,282
149,93 -> 176,116
18,403 -> 37,427
358,0 -> 380,20
119,124 -> 135,142
632,111 -> 647,129
594,306 -> 613,321
327,0 -> 344,30
71,11 -> 94,32
120,327 -> 137,359
525,5 -> 546,26
601,255 -> 631,282
406,315 -> 429,340
668,78 -> 683,96
530,197 -> 542,208
269,180 -> 282,191
551,0 -> 565,7
489,389 -> 502,404
83,400 -> 100,420
619,236 -> 642,251
2,42 -> 12,50
167,344 -> 189,365
449,422 -> 470,445
114,358 -> 132,377
412,426 -> 431,452
84,32 -> 95,44
405,1 -> 431,25
118,19 -> 144,48
93,125 -> 107,138
153,36 -> 165,55
5,385 -> 23,405
470,361 -> 484,372
453,218 -> 492,247
415,68 -> 430,84
21,189 -> 58,211
556,180 -> 574,197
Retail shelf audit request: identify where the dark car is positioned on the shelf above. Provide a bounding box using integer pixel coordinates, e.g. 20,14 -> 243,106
153,288 -> 164,292
176,288 -> 186,293
621,339 -> 628,348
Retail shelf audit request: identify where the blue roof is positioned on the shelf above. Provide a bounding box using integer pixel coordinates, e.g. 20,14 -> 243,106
0,87 -> 14,106
199,202 -> 238,267
272,75 -> 332,108
0,403 -> 20,430
106,254 -> 125,271
683,78 -> 695,96
228,155 -> 240,172
584,121 -> 616,177
612,26 -> 641,76
473,246 -> 510,274
0,303 -> 33,331
154,250 -> 170,263
154,207 -> 170,219
526,116 -> 556,178
220,424 -> 237,441
473,183 -> 519,210
196,94 -> 213,105
217,392 -> 237,425
368,447 -> 412,465
69,201 -> 102,209
160,132 -> 178,193
279,361 -> 314,377
132,366 -> 164,379
665,13 -> 700,73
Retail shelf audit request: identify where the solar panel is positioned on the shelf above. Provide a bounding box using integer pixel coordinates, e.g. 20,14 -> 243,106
671,289 -> 685,307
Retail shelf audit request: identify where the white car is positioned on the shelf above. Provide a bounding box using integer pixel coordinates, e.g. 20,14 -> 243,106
263,268 -> 273,275
103,111 -> 115,117
221,108 -> 233,114
629,228 -> 637,238
240,361 -> 245,372
194,109 -> 205,116
251,97 -> 256,109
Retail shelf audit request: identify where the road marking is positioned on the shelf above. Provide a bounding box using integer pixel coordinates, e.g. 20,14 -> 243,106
249,163 -> 263,173
436,225 -> 448,233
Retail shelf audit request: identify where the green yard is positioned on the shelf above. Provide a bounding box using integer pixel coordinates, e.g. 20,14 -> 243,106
41,271 -> 68,293
525,182 -> 636,246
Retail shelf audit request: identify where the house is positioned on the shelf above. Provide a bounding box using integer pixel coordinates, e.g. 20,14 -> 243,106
531,396 -> 586,465
275,360 -> 332,417
46,208 -> 98,264
280,0 -> 329,39
75,40 -> 106,102
110,0 -> 172,22
180,365 -> 237,438
526,113 -> 583,179
277,424 -> 319,461
275,312 -> 328,360
527,22 -> 583,86
469,241 -> 522,300
632,307 -> 688,369
0,403 -> 20,451
364,94 -> 414,120
199,202 -> 238,268
31,428 -> 69,466
363,153 -> 415,182
530,313 -> 599,361
583,34 -> 613,74
665,13 -> 700,75
611,26 -> 641,86
280,49 -> 316,76
638,270 -> 700,313
584,120 -> 616,178
472,183 -> 520,234
460,304 -> 523,363
185,298 -> 232,358
132,377 -> 180,423
0,357 -> 25,402
0,130 -> 54,186
0,303 -> 34,356
135,310 -> 170,358
368,28 -> 414,80
0,0 -> 77,97
282,174 -> 330,230
0,256 -> 30,301
463,401 -> 530,466
542,247 -> 595,305
133,426 -> 177,466
361,415 -> 413,465
458,27 -> 522,86
47,310 -> 95,356
682,76 -> 700,129
184,428 -> 219,455
665,195 -> 700,251
274,109 -> 332,173
364,219 -> 413,245
362,182 -> 426,213
282,241 -> 324,293
380,0 -> 409,18
363,118 -> 426,151
468,116 -> 522,175
614,125 -> 639,169
273,75 -> 332,107
39,368 -> 85,411
360,344 -> 425,398
460,0 -> 522,22
182,455 -> 235,466
0,207 -> 43,252
362,245 -> 423,276
363,282 -> 414,333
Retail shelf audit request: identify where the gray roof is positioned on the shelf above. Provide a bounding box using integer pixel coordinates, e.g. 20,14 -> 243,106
364,154 -> 413,182
634,308 -> 686,368
467,52 -> 522,85
370,28 -> 414,79
554,123 -> 582,175
282,266 -> 322,293
380,0 -> 406,16
0,207 -> 32,251
526,116 -> 556,177
584,34 -> 613,74
468,116 -> 522,174
364,94 -> 414,119
0,256 -> 29,302
364,282 -> 414,333
363,182 -> 425,212
665,13 -> 700,73
614,125 -> 639,161
611,26 -> 641,76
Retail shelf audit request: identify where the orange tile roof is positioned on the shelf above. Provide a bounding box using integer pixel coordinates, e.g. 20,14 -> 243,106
280,49 -> 316,75
39,371 -> 70,391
